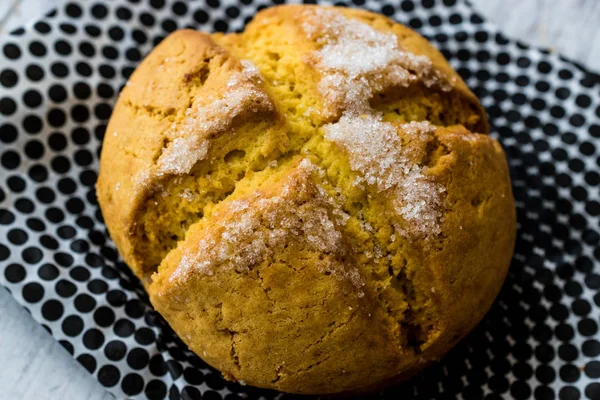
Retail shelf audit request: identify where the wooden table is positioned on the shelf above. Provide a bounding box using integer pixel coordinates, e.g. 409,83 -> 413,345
0,0 -> 599,399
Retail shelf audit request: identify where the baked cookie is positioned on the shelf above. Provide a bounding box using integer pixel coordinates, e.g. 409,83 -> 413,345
97,5 -> 516,394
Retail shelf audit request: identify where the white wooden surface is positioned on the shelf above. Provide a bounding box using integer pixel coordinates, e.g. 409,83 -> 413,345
0,288 -> 112,400
0,1 -> 599,399
474,0 -> 600,71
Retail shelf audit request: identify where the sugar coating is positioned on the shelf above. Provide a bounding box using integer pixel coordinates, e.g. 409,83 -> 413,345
180,188 -> 196,202
158,136 -> 209,175
156,60 -> 273,176
394,163 -> 445,237
171,160 -> 362,289
324,116 -> 443,237
302,8 -> 448,115
325,114 -> 405,191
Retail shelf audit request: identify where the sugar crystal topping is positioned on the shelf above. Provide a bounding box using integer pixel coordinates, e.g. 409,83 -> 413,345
179,188 -> 196,202
171,160 -> 362,288
302,8 -> 449,115
324,116 -> 444,236
155,60 -> 272,177
303,8 -> 446,238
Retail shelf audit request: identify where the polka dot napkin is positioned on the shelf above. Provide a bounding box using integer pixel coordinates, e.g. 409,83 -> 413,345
1,0 -> 599,399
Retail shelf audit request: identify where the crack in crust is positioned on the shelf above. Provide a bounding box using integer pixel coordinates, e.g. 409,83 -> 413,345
227,329 -> 241,371
303,311 -> 358,353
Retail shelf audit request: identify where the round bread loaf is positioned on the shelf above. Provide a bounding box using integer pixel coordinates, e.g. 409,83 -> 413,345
97,5 -> 516,394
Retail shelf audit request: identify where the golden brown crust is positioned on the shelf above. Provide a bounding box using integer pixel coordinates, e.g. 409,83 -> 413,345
98,5 -> 513,395
418,127 -> 515,357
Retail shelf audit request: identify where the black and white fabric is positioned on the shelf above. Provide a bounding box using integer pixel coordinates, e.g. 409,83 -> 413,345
1,0 -> 599,399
